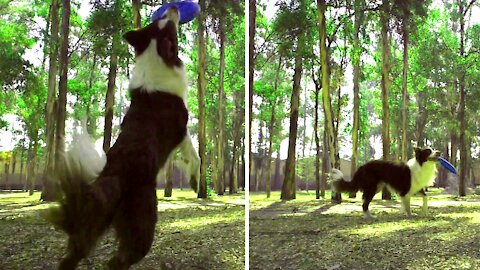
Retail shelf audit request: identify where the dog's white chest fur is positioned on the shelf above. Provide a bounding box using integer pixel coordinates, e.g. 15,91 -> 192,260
129,39 -> 188,101
407,158 -> 437,195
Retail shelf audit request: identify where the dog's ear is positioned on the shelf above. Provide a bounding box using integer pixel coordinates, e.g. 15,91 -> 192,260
414,147 -> 421,153
124,30 -> 150,54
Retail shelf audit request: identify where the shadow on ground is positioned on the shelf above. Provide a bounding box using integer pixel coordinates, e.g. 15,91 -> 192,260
250,190 -> 480,270
0,191 -> 245,270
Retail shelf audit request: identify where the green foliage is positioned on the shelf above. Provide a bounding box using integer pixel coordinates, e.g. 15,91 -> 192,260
255,0 -> 480,174
206,165 -> 214,198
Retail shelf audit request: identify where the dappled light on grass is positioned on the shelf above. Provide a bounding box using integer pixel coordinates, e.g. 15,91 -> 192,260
437,211 -> 480,223
161,207 -> 244,231
250,189 -> 480,270
0,189 -> 244,270
344,220 -> 440,237
0,192 -> 41,204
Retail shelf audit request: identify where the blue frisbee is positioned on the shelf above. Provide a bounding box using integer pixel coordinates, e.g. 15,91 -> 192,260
151,1 -> 200,24
438,157 -> 458,175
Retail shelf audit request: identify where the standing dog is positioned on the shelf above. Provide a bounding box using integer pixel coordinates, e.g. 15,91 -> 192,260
331,147 -> 440,219
48,7 -> 200,269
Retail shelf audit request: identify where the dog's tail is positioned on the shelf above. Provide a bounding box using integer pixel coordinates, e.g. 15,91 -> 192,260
330,168 -> 359,193
45,126 -> 109,234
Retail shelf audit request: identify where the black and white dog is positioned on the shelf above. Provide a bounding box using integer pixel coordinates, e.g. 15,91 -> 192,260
49,7 -> 200,269
332,147 -> 440,219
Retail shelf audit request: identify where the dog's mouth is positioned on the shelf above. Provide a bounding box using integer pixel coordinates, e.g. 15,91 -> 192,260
428,151 -> 441,161
123,6 -> 182,67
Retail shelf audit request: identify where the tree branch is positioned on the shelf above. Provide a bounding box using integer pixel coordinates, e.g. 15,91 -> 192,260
464,0 -> 477,16
327,6 -> 381,49
67,30 -> 88,59
141,0 -> 162,7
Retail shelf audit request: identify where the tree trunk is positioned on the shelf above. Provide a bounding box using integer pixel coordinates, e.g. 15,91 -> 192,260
321,128 -> 329,197
458,1 -> 467,197
313,73 -> 321,199
333,86 -> 341,167
54,0 -> 71,166
350,0 -> 364,199
380,0 -> 391,200
215,17 -> 226,195
4,162 -> 10,191
132,0 -> 141,28
256,161 -> 263,192
401,19 -> 409,161
302,78 -> 307,160
229,88 -> 243,194
451,133 -> 458,166
19,148 -> 25,191
266,59 -> 282,198
86,53 -> 98,136
280,35 -> 303,200
27,144 -> 35,195
240,144 -> 245,191
415,85 -> 427,147
317,0 -> 340,202
50,0 -> 70,198
196,0 -> 208,199
41,0 -> 60,201
27,140 -> 39,196
103,40 -> 118,153
41,3 -> 52,69
164,158 -> 173,197
249,0 -> 256,189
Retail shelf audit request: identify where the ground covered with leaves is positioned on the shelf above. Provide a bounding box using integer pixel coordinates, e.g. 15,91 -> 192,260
250,189 -> 480,270
0,189 -> 245,270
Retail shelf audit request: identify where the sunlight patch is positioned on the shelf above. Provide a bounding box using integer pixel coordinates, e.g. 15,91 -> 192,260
345,221 -> 445,237
164,214 -> 242,231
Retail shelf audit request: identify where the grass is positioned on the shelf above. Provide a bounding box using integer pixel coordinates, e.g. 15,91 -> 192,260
0,189 -> 245,270
250,189 -> 480,270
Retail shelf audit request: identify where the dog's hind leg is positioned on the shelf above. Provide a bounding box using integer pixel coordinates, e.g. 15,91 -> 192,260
362,190 -> 376,219
108,186 -> 157,270
400,195 -> 412,217
419,189 -> 428,214
59,227 -> 106,270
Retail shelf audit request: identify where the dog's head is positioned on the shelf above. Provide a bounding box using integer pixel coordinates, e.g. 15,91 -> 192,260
414,147 -> 441,166
124,6 -> 181,67
124,6 -> 187,96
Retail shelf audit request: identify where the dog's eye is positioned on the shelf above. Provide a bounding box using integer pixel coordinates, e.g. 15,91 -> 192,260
159,14 -> 167,20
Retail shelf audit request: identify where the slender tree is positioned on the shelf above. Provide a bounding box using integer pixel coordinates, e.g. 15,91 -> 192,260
197,0 -> 208,198
41,0 -> 60,201
54,0 -> 71,174
132,0 -> 141,28
380,0 -> 391,200
350,0 -> 365,198
280,3 -> 305,200
265,56 -> 282,198
214,15 -> 226,195
457,0 -> 476,196
103,37 -> 118,153
317,0 -> 340,202
249,0 -> 257,188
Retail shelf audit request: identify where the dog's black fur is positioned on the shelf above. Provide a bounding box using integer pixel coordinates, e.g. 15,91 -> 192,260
333,160 -> 411,212
332,147 -> 440,218
47,8 -> 197,269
